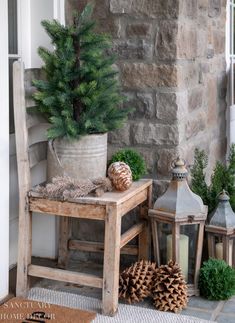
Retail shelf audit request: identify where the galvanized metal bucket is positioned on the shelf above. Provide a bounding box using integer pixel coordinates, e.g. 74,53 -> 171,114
47,133 -> 107,181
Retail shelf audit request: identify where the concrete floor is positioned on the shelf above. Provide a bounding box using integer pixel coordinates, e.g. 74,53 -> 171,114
30,257 -> 235,323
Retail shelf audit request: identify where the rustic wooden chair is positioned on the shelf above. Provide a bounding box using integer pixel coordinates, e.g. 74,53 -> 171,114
13,60 -> 152,316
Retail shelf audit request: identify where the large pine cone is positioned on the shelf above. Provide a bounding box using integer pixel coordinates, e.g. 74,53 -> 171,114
108,162 -> 132,191
152,260 -> 188,313
119,260 -> 157,304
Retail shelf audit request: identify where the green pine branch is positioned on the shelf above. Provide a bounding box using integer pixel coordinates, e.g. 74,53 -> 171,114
33,3 -> 132,139
190,145 -> 235,213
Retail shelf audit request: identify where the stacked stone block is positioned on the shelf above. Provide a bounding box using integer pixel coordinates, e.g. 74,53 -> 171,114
65,0 -> 227,196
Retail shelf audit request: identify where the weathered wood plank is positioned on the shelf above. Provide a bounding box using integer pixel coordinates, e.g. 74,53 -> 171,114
120,221 -> 145,249
28,265 -> 103,288
58,217 -> 71,269
194,221 -> 205,291
207,233 -> 215,258
29,179 -> 152,206
13,61 -> 32,297
29,197 -> 106,220
68,239 -> 138,255
26,111 -> 48,129
119,189 -> 147,216
102,206 -> 121,316
28,123 -> 49,146
29,142 -> 47,169
172,223 -> 180,262
151,218 -> 160,265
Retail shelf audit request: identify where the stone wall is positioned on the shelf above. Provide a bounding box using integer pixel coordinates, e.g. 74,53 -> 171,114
65,0 -> 227,262
66,0 -> 227,195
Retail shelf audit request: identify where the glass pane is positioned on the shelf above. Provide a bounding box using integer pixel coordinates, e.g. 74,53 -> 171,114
157,222 -> 172,265
232,238 -> 235,266
234,5 -> 235,54
8,0 -> 18,55
180,224 -> 198,284
214,235 -> 223,259
9,58 -> 17,133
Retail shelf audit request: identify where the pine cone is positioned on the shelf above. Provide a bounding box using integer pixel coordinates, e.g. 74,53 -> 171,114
119,260 -> 157,304
152,260 -> 188,313
108,162 -> 132,191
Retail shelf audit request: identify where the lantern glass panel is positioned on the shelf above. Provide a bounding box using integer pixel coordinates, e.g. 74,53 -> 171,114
180,224 -> 199,284
214,234 -> 223,260
233,238 -> 235,267
157,222 -> 172,265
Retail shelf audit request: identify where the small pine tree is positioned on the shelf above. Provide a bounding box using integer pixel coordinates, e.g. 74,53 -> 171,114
190,148 -> 210,209
210,145 -> 235,211
33,4 -> 131,139
190,144 -> 235,213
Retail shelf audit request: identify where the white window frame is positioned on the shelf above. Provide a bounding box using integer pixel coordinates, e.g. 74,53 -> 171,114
227,0 -> 235,146
17,0 -> 65,68
0,0 -> 9,301
228,0 -> 235,105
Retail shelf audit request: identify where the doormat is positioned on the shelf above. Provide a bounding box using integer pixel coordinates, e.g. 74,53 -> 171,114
28,287 -> 214,323
0,297 -> 96,323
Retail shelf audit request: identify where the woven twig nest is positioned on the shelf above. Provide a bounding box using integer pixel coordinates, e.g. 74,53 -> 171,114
34,176 -> 113,199
152,260 -> 188,313
119,260 -> 157,304
108,161 -> 132,191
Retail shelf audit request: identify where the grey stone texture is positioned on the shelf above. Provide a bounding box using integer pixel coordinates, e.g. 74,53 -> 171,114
65,0 -> 227,250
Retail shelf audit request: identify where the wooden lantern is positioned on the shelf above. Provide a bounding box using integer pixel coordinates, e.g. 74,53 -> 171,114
205,190 -> 235,267
149,158 -> 208,296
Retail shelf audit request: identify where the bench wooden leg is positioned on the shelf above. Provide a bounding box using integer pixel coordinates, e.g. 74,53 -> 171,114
138,204 -> 149,260
16,207 -> 32,297
138,185 -> 152,260
102,206 -> 121,316
58,217 -> 71,269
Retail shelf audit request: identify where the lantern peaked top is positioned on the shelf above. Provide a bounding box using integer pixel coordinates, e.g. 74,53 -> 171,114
208,190 -> 235,229
153,157 -> 207,220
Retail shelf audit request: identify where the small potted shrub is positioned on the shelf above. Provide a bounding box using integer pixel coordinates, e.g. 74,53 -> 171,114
110,149 -> 146,181
199,258 -> 235,300
33,4 -> 130,180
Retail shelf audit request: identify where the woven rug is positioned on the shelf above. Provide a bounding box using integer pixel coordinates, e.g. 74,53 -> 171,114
28,287 -> 213,323
0,296 -> 96,323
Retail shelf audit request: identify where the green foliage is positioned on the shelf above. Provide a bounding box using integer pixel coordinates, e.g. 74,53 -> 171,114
191,148 -> 210,208
199,258 -> 235,300
33,4 -> 131,139
190,144 -> 235,213
110,149 -> 146,181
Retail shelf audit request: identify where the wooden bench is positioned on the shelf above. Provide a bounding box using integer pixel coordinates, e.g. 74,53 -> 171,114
13,60 -> 152,316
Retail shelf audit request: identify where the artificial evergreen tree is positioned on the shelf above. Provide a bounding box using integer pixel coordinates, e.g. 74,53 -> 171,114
190,144 -> 235,213
33,4 -> 130,139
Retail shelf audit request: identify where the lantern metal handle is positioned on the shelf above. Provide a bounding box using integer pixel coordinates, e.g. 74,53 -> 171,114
216,190 -> 230,201
171,157 -> 186,169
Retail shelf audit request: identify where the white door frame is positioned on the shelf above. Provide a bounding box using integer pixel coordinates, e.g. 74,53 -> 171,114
0,0 -> 9,301
227,0 -> 235,146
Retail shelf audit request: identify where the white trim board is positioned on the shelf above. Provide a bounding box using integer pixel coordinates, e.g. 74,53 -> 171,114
0,0 -> 9,301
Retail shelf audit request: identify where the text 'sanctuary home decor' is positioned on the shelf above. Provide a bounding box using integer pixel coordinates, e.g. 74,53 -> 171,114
33,4 -> 131,181
149,158 -> 208,296
205,190 -> 235,267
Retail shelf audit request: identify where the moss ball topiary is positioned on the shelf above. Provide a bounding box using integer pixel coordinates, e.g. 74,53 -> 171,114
110,149 -> 146,181
199,258 -> 235,300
